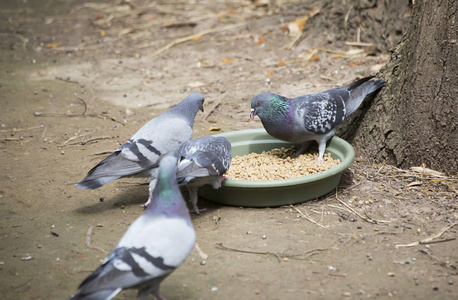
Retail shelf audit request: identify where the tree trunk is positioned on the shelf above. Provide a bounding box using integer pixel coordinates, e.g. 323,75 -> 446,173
341,0 -> 458,174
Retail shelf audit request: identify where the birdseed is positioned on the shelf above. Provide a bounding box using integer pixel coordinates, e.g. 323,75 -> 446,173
225,146 -> 340,181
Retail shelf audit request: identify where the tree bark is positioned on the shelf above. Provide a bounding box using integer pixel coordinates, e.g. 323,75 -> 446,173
341,0 -> 458,174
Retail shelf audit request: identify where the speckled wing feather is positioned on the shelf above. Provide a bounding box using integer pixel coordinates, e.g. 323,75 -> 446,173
293,88 -> 348,135
176,136 -> 232,181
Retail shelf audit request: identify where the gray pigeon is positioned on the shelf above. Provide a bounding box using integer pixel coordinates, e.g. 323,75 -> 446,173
69,155 -> 196,300
175,136 -> 232,214
250,76 -> 385,163
76,93 -> 204,205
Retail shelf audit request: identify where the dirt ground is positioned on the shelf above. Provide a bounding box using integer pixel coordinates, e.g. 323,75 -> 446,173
1,1 -> 457,299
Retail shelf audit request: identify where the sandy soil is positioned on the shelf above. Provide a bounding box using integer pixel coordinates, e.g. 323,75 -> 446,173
1,1 -> 457,299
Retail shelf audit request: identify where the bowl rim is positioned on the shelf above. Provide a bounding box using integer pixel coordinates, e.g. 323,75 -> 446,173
215,128 -> 355,188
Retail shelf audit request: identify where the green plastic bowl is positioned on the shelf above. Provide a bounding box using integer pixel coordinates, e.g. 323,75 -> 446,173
198,128 -> 355,207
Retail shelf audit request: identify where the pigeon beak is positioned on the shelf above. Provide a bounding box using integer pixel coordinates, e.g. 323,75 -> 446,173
250,108 -> 256,119
200,107 -> 204,113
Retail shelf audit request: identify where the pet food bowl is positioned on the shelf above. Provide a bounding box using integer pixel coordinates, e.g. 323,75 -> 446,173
198,128 -> 354,207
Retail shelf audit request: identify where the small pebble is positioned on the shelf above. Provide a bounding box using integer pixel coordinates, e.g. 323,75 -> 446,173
448,280 -> 453,285
357,225 -> 362,229
387,272 -> 395,277
99,197 -> 104,202
342,292 -> 351,297
200,260 -> 206,265
433,287 -> 439,291
246,231 -> 252,235
262,235 -> 267,239
120,205 -> 125,209
349,217 -> 357,222
425,244 -> 431,249
211,287 -> 218,292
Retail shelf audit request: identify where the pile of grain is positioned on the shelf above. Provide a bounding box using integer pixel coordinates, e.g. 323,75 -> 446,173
226,146 -> 340,181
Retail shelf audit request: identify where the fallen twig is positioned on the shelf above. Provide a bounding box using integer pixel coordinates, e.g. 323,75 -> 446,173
59,129 -> 83,146
0,125 -> 44,133
151,23 -> 244,58
344,41 -> 374,47
195,243 -> 208,260
33,96 -> 124,125
395,222 -> 458,248
64,136 -> 113,146
93,150 -> 115,156
86,226 -> 108,254
335,190 -> 377,224
204,98 -> 223,120
215,242 -> 329,263
290,205 -> 328,229
55,76 -> 79,84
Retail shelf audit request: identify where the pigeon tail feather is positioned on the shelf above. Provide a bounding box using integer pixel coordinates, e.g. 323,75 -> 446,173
343,76 -> 385,117
76,150 -> 154,190
68,288 -> 121,300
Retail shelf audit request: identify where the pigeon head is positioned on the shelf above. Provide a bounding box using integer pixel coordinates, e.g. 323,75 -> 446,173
172,92 -> 205,127
147,155 -> 190,219
178,92 -> 205,113
250,92 -> 290,122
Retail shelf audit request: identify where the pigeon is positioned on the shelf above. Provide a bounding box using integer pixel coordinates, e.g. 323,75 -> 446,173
76,93 -> 204,205
69,155 -> 196,300
250,76 -> 385,163
175,136 -> 232,214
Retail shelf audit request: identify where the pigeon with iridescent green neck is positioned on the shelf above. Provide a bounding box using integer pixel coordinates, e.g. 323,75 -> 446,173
69,156 -> 195,300
250,76 -> 385,163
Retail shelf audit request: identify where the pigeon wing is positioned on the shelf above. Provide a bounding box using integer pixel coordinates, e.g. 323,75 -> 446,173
294,89 -> 349,134
121,115 -> 193,163
76,216 -> 195,294
176,137 -> 232,179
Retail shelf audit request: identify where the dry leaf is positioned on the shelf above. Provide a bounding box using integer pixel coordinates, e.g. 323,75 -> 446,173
44,43 -> 61,48
266,70 -> 274,77
308,54 -> 319,61
257,36 -> 264,45
277,58 -> 285,67
411,166 -> 445,177
349,59 -> 365,66
285,7 -> 320,35
221,57 -> 235,63
191,35 -> 202,41
209,127 -> 221,131
332,53 -> 343,59
95,13 -> 105,20
100,30 -> 106,37
253,0 -> 270,6
118,28 -> 134,35
406,181 -> 423,187
187,81 -> 205,88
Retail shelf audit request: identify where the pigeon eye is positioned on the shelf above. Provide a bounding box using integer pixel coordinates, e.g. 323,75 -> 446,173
256,101 -> 261,106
